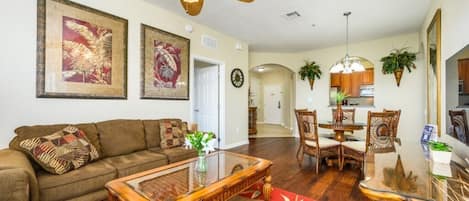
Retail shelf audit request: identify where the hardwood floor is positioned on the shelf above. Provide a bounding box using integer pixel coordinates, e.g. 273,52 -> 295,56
228,138 -> 370,201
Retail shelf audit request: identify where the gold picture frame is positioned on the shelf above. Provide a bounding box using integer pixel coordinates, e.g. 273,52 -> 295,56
426,9 -> 441,135
37,0 -> 128,99
140,24 -> 190,100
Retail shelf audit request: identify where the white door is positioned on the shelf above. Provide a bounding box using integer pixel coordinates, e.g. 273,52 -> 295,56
263,85 -> 283,124
194,65 -> 219,138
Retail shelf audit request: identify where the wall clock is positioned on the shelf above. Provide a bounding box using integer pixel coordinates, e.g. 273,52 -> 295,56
231,68 -> 244,88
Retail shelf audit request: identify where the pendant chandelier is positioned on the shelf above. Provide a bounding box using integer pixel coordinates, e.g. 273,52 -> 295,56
330,12 -> 365,74
180,0 -> 254,16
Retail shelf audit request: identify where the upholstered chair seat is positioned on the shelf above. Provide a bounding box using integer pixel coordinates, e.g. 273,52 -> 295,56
305,138 -> 340,148
341,141 -> 366,152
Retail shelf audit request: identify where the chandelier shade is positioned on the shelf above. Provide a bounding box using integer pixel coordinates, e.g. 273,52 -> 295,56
330,12 -> 365,74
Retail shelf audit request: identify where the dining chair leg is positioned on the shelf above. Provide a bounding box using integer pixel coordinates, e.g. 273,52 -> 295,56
296,144 -> 302,162
315,153 -> 320,174
297,149 -> 304,168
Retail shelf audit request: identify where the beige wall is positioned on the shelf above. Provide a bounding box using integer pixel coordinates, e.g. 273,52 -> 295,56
421,0 -> 469,158
0,0 -> 249,148
250,33 -> 426,140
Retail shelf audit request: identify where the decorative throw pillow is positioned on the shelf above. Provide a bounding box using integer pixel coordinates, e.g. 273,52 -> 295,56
19,126 -> 99,175
160,120 -> 185,149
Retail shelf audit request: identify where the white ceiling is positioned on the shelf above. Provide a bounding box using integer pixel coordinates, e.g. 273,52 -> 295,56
146,0 -> 431,52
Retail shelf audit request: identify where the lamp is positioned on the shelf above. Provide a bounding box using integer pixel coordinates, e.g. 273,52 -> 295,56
180,0 -> 204,16
330,12 -> 365,74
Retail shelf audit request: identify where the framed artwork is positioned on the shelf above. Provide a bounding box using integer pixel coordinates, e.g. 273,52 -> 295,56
141,24 -> 190,100
37,0 -> 128,99
426,9 -> 441,134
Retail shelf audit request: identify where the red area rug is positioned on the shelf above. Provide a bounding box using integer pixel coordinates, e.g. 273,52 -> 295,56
238,183 -> 314,201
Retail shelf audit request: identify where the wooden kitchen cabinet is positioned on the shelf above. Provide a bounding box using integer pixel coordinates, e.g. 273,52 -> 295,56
340,73 -> 352,95
458,59 -> 469,94
351,72 -> 362,97
330,73 -> 341,87
361,69 -> 374,85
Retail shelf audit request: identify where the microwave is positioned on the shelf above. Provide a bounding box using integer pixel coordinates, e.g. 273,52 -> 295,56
360,85 -> 374,97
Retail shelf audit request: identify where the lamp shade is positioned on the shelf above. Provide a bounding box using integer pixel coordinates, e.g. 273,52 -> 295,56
180,0 -> 204,16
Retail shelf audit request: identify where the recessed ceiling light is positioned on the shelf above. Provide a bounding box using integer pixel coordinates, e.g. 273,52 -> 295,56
258,67 -> 265,72
311,24 -> 316,27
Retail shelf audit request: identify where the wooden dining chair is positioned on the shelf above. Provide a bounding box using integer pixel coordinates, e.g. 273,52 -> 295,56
340,111 -> 395,171
297,111 -> 341,174
383,109 -> 402,138
448,110 -> 469,144
295,108 -> 308,161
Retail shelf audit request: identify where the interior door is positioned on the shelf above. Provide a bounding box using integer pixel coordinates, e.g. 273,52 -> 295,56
194,65 -> 219,137
263,85 -> 283,124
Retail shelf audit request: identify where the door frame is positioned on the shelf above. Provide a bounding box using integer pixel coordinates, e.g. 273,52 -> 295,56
190,55 -> 226,149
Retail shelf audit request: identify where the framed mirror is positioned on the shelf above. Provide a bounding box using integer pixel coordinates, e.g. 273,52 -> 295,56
445,44 -> 469,145
427,9 -> 441,135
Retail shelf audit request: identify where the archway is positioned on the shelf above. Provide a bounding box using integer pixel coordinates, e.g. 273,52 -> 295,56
248,64 -> 296,138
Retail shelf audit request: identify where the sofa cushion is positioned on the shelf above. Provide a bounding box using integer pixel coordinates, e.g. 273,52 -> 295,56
37,160 -> 116,201
64,190 -> 108,201
150,147 -> 198,163
142,120 -> 162,149
10,123 -> 102,157
19,126 -> 100,175
159,119 -> 185,149
102,150 -> 168,177
96,120 -> 146,157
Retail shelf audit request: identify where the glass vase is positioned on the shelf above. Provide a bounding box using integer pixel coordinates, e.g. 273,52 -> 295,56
196,154 -> 208,172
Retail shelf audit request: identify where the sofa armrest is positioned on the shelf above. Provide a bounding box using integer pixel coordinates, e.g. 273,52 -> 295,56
0,168 -> 30,201
0,149 -> 39,201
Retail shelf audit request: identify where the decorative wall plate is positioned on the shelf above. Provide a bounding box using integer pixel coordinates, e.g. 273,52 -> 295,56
231,68 -> 244,88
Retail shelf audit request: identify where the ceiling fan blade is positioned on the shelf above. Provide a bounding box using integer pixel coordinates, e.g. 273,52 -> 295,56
238,0 -> 254,2
180,0 -> 204,16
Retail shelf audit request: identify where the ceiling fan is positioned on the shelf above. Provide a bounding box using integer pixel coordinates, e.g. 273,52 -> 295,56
180,0 -> 255,16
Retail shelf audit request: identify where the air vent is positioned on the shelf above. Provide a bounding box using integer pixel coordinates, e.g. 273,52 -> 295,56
201,35 -> 218,49
282,11 -> 301,20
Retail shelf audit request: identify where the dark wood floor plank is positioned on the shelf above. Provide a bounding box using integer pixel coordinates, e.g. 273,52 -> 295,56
228,138 -> 371,201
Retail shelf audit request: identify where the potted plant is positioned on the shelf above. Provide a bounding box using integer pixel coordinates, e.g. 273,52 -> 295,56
299,60 -> 322,90
333,91 -> 349,123
380,47 -> 417,87
428,141 -> 453,164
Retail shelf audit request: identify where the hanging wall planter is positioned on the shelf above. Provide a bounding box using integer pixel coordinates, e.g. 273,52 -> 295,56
299,60 -> 322,90
380,48 -> 417,87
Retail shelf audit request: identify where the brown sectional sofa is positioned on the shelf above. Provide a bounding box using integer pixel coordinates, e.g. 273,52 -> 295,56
0,119 -> 198,201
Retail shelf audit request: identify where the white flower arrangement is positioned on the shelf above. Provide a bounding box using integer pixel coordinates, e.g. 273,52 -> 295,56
184,131 -> 216,156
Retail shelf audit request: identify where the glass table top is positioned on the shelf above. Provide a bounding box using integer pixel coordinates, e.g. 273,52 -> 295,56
125,151 -> 259,200
360,140 -> 469,201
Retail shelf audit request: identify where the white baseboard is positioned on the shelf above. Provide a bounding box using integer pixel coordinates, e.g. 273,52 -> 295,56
221,140 -> 249,150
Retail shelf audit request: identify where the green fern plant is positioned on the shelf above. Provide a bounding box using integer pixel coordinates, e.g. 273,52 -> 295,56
299,60 -> 322,80
380,47 -> 417,74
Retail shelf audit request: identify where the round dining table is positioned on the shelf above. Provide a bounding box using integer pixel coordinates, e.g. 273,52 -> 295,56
318,121 -> 366,142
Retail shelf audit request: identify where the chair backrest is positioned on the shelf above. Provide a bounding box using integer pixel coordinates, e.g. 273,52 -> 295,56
383,109 -> 402,138
366,111 -> 396,152
332,108 -> 355,124
448,110 -> 469,144
295,109 -> 308,141
297,111 -> 319,148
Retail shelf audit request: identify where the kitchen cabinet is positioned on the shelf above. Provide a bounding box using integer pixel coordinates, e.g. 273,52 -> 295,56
458,59 -> 469,94
351,72 -> 362,97
331,69 -> 374,97
362,69 -> 374,85
340,73 -> 352,95
331,73 -> 341,87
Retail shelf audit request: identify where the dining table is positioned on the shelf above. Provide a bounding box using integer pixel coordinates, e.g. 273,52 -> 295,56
318,121 -> 366,142
359,139 -> 468,201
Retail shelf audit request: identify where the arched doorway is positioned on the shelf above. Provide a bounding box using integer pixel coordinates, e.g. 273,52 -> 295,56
248,64 -> 296,138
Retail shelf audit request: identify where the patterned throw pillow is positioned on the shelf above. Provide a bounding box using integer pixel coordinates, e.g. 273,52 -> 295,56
19,126 -> 99,175
160,120 -> 185,149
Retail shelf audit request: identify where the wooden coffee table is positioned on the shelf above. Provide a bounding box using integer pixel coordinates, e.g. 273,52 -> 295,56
105,151 -> 273,201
